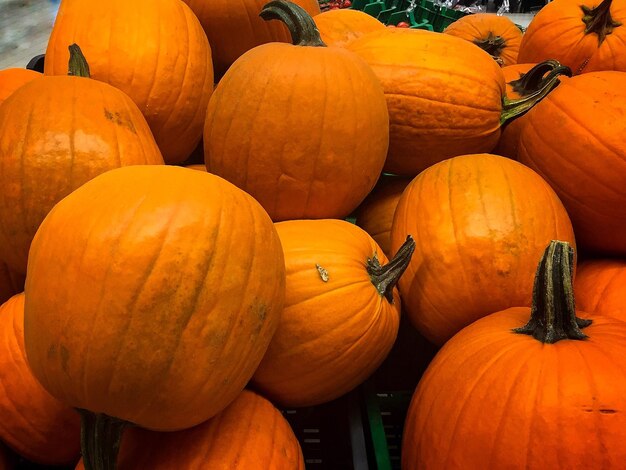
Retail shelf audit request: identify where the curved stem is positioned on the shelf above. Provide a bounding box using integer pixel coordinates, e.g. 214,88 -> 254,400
474,32 -> 507,58
508,59 -> 563,97
68,44 -> 91,78
260,0 -> 326,47
513,241 -> 592,344
367,235 -> 415,303
581,0 -> 621,45
78,409 -> 128,470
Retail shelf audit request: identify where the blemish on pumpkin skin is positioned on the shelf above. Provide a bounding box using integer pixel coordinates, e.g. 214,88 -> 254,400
316,264 -> 329,282
60,345 -> 70,374
103,109 -> 137,134
47,344 -> 56,359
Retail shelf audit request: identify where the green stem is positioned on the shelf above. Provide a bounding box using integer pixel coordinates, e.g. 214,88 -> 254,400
68,44 -> 91,78
260,0 -> 326,47
581,0 -> 621,45
78,409 -> 128,470
513,241 -> 592,344
508,60 -> 563,97
367,235 -> 415,303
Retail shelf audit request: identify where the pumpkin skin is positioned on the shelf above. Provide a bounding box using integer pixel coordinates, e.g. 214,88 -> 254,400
0,68 -> 40,106
575,259 -> 626,323
354,175 -> 411,257
252,219 -> 404,407
443,13 -> 523,67
185,164 -> 207,172
518,0 -> 626,74
347,29 -> 506,176
0,263 -> 24,306
44,0 -> 214,164
24,165 -> 286,431
0,70 -> 164,275
314,9 -> 385,47
205,4 -> 389,222
0,294 -> 81,465
182,0 -> 320,80
517,71 -> 626,255
390,154 -> 575,345
75,390 -> 304,470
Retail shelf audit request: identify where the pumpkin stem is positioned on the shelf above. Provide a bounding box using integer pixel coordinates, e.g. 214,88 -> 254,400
68,44 -> 91,78
260,0 -> 326,47
78,409 -> 128,470
367,235 -> 415,303
581,0 -> 621,46
508,60 -> 564,97
513,241 -> 592,344
474,32 -> 507,60
500,61 -> 572,125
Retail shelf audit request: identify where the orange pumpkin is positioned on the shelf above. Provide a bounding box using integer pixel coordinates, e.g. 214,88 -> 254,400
75,390 -> 304,470
0,294 -> 81,465
182,0 -> 320,79
517,71 -> 626,255
354,174 -> 411,257
390,154 -> 575,345
45,0 -> 213,164
24,166 -> 286,467
205,1 -> 389,221
0,46 -> 163,275
0,263 -> 24,305
443,13 -> 523,67
0,68 -> 40,106
518,0 -> 626,74
185,164 -> 207,172
575,259 -> 626,323
253,219 -> 413,406
314,9 -> 385,47
403,241 -> 626,470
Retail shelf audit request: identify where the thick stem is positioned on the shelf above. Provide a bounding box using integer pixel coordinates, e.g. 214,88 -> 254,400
500,61 -> 572,125
260,0 -> 326,47
474,32 -> 507,59
509,60 -> 563,97
513,241 -> 592,344
78,409 -> 128,470
581,0 -> 622,45
367,235 -> 415,303
68,44 -> 91,78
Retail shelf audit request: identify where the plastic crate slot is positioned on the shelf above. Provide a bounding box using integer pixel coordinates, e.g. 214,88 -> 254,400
305,459 -> 324,464
303,428 -> 320,433
304,438 -> 322,443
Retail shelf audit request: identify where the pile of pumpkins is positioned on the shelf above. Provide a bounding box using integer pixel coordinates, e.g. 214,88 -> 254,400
0,0 -> 625,468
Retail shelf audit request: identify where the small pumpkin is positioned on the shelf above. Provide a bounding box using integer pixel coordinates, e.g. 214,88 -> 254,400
24,166 -> 286,468
0,294 -> 81,465
45,0 -> 214,164
0,68 -> 40,106
402,241 -> 626,469
390,154 -> 575,345
314,9 -> 385,47
0,263 -> 24,305
443,13 -> 523,67
575,259 -> 626,323
252,219 -> 413,407
205,1 -> 389,221
75,390 -> 304,470
518,0 -> 626,74
0,45 -> 163,275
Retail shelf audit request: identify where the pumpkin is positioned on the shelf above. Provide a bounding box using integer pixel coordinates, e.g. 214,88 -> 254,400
252,219 -> 413,406
518,0 -> 626,74
0,294 -> 81,465
575,259 -> 626,323
0,46 -> 163,275
0,68 -> 40,106
182,0 -> 320,80
314,9 -> 385,47
354,174 -> 411,257
0,442 -> 14,470
402,241 -> 626,469
205,1 -> 389,221
390,153 -> 575,345
23,165 -> 286,468
346,29 -> 566,176
185,164 -> 207,172
44,0 -> 213,164
517,71 -> 626,255
443,13 -> 523,67
75,390 -> 304,470
0,263 -> 24,305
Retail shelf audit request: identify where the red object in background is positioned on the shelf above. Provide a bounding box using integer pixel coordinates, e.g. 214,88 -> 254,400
396,21 -> 410,28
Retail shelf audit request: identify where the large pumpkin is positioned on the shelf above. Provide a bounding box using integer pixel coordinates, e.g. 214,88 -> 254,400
205,1 -> 389,221
443,13 -> 523,67
75,390 -> 304,470
390,154 -> 575,345
403,241 -> 626,469
0,294 -> 81,465
314,9 -> 385,47
0,263 -> 24,306
182,0 -> 320,80
575,259 -> 626,323
23,166 -> 286,467
517,71 -> 626,255
0,46 -> 163,275
253,219 -> 413,406
0,68 -> 40,106
44,0 -> 213,164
